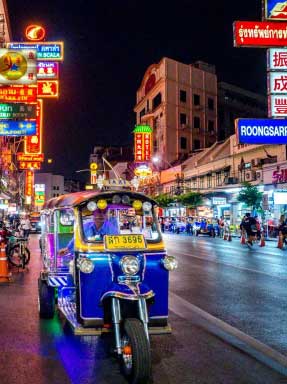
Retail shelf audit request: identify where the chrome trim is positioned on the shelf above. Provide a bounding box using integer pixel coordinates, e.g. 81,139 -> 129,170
101,289 -> 154,302
111,298 -> 122,355
138,297 -> 150,342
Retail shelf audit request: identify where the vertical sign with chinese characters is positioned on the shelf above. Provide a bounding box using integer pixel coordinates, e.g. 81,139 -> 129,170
25,170 -> 34,197
24,99 -> 43,155
133,125 -> 153,162
267,48 -> 287,117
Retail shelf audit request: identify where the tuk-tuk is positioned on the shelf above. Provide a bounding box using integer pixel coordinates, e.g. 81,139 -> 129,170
38,190 -> 177,383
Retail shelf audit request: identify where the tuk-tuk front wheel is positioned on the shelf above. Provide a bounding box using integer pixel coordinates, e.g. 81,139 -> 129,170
121,318 -> 151,384
38,278 -> 55,319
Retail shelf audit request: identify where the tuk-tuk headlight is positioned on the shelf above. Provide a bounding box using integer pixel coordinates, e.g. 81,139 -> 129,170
162,256 -> 178,271
77,257 -> 94,274
120,256 -> 140,276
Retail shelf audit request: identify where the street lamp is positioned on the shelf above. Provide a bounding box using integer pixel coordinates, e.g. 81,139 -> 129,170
152,155 -> 174,169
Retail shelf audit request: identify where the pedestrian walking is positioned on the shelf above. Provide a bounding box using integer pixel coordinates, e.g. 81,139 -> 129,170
240,213 -> 257,248
20,215 -> 31,240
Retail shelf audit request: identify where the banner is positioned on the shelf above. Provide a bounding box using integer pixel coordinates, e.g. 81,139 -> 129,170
0,120 -> 36,136
0,103 -> 36,119
0,49 -> 37,84
0,85 -> 37,103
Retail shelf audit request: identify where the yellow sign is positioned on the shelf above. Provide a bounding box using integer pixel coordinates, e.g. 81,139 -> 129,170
90,162 -> 98,170
104,234 -> 146,250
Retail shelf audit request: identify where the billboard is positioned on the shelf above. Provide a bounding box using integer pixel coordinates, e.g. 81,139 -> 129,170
233,21 -> 287,47
7,42 -> 64,61
0,85 -> 37,103
236,118 -> 287,144
24,100 -> 43,154
0,120 -> 36,136
37,80 -> 59,98
37,62 -> 59,80
0,103 -> 36,119
264,1 -> 287,21
133,125 -> 153,162
0,49 -> 37,84
267,48 -> 287,70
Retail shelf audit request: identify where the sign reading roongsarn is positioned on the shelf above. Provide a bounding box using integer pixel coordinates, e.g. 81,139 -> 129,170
236,118 -> 287,144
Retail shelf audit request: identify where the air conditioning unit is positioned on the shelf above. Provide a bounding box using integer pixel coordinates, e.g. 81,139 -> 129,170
256,170 -> 263,181
245,170 -> 256,181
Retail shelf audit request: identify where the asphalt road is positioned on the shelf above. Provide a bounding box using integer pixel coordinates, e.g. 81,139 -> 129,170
0,234 -> 286,384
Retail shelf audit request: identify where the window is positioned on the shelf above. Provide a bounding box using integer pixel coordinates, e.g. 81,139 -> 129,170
180,137 -> 187,149
193,94 -> 200,106
208,97 -> 214,110
194,116 -> 200,129
180,113 -> 187,125
193,139 -> 200,150
207,175 -> 212,188
216,173 -> 222,186
208,120 -> 214,132
199,177 -> 204,189
152,93 -> 162,110
180,90 -> 186,103
140,108 -> 146,119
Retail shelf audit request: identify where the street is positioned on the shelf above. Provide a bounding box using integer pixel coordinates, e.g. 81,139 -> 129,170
0,234 -> 287,383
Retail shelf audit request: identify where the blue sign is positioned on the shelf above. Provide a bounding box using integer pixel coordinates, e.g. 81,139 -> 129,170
265,1 -> 287,20
237,118 -> 287,144
7,42 -> 64,61
0,121 -> 36,136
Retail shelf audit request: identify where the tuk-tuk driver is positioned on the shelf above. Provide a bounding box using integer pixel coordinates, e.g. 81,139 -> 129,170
59,208 -> 119,255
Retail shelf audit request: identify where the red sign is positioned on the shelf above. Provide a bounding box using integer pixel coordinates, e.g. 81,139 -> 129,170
134,132 -> 152,162
25,25 -> 46,41
273,168 -> 287,183
19,161 -> 41,170
17,153 -> 44,162
25,170 -> 34,196
24,100 -> 43,155
37,80 -> 59,98
233,21 -> 287,47
0,85 -> 37,102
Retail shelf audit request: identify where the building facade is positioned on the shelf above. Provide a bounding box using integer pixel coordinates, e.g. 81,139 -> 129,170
134,58 -> 218,167
34,173 -> 64,201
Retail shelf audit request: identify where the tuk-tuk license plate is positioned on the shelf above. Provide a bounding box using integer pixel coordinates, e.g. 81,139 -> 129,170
105,235 -> 146,250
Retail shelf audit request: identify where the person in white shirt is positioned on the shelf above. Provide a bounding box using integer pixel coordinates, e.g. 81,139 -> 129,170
20,216 -> 31,239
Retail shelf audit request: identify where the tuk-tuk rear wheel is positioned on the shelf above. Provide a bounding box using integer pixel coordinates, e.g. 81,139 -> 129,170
121,318 -> 151,384
38,278 -> 55,319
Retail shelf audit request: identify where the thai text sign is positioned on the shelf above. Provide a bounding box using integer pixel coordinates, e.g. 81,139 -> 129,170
37,61 -> 59,79
0,85 -> 37,102
0,103 -> 36,119
233,21 -> 287,47
264,1 -> 287,21
272,168 -> 287,183
37,80 -> 59,98
267,48 -> 287,70
19,161 -> 41,170
17,153 -> 44,162
0,120 -> 36,136
236,118 -> 287,144
24,100 -> 43,154
268,71 -> 287,93
269,95 -> 287,116
7,42 -> 64,61
0,49 -> 37,84
25,170 -> 34,197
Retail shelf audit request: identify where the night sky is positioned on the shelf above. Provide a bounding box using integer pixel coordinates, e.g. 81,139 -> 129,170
7,0 -> 266,181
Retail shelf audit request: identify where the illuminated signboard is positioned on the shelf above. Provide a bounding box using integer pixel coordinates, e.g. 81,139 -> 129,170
24,100 -> 43,154
233,21 -> 287,47
25,25 -> 46,41
0,103 -> 36,119
236,118 -> 287,144
268,71 -> 287,93
0,85 -> 37,102
133,125 -> 153,162
35,191 -> 45,206
264,0 -> 287,21
0,49 -> 37,84
17,153 -> 44,162
25,170 -> 34,197
37,80 -> 59,98
267,48 -> 287,70
269,94 -> 287,116
0,120 -> 36,136
35,184 -> 45,192
37,62 -> 59,79
19,161 -> 41,170
7,42 -> 64,61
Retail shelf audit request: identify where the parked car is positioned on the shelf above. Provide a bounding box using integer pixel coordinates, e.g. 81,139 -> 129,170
29,213 -> 41,233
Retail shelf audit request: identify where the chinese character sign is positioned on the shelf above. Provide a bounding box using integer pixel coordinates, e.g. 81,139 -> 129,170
24,100 -> 43,154
268,72 -> 287,93
133,125 -> 153,162
25,170 -> 34,197
37,80 -> 59,98
268,48 -> 287,70
269,95 -> 287,117
0,85 -> 37,103
37,62 -> 59,80
0,49 -> 37,84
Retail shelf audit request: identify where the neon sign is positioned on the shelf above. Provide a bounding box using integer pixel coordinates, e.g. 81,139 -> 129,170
0,103 -> 36,119
19,161 -> 41,170
0,120 -> 36,136
0,49 -> 37,84
37,80 -> 59,98
25,170 -> 34,197
0,85 -> 37,102
24,100 -> 43,154
133,125 -> 153,162
37,62 -> 59,79
7,42 -> 64,61
25,25 -> 46,41
17,153 -> 44,162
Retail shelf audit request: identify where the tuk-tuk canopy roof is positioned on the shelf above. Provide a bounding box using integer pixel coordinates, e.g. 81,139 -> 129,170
44,190 -> 157,210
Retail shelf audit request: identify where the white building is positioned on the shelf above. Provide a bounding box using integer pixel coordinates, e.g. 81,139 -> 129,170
34,173 -> 64,201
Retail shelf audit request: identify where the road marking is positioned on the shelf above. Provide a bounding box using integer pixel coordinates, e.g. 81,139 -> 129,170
169,250 -> 287,280
169,291 -> 287,375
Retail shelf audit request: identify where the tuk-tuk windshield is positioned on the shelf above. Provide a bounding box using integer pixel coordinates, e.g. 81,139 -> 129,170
80,196 -> 160,243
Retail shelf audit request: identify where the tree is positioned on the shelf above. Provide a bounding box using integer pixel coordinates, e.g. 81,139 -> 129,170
237,182 -> 263,211
152,193 -> 174,208
178,191 -> 203,208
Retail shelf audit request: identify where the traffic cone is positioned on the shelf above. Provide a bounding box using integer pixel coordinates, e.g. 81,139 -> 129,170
240,233 -> 246,245
277,232 -> 284,249
228,231 -> 232,241
259,233 -> 265,247
0,241 -> 11,283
